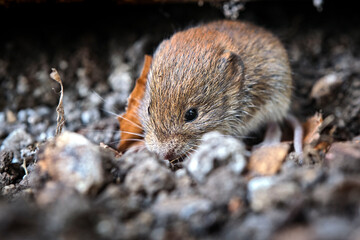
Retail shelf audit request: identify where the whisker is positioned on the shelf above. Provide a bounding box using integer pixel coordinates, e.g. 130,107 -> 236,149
99,108 -> 144,131
91,90 -> 107,103
119,138 -> 145,142
99,108 -> 122,119
130,144 -> 147,152
81,129 -> 121,134
117,115 -> 144,130
107,138 -> 145,145
90,91 -> 122,118
90,90 -> 145,131
120,130 -> 145,138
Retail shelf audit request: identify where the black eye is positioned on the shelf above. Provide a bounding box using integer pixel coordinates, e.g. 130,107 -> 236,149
185,108 -> 198,122
148,106 -> 151,116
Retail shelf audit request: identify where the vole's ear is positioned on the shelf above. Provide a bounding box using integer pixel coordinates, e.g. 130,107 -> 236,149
218,51 -> 245,79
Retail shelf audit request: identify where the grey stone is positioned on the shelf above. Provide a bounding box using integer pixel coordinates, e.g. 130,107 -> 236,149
39,131 -> 105,195
248,176 -> 301,212
200,167 -> 246,205
124,150 -> 175,196
152,195 -> 213,222
185,131 -> 247,183
1,128 -> 33,151
81,109 -> 101,125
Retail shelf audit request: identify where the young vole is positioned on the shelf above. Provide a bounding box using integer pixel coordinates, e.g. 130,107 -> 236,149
139,20 -> 292,161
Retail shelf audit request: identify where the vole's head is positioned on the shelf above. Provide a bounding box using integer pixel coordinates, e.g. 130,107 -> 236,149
139,29 -> 245,161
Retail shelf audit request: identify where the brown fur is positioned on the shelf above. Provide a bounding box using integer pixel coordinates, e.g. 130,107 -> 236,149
139,20 -> 292,160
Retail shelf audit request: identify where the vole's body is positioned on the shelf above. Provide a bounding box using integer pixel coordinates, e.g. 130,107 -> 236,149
139,20 -> 292,161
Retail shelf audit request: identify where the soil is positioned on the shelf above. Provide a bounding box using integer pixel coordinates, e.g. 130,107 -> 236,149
1,1 -> 360,240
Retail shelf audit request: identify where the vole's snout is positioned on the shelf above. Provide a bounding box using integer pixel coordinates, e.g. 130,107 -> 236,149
164,150 -> 176,161
145,133 -> 187,161
160,138 -> 183,160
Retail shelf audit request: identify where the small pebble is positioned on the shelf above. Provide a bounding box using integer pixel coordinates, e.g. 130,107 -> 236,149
185,131 -> 246,183
38,131 -> 105,195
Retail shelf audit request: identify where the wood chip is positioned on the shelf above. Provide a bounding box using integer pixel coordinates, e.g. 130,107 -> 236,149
248,143 -> 290,176
302,113 -> 323,146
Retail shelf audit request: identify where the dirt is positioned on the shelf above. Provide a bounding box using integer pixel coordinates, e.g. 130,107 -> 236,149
1,1 -> 360,240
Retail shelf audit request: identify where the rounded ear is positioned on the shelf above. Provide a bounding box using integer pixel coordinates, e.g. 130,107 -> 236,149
218,51 -> 245,79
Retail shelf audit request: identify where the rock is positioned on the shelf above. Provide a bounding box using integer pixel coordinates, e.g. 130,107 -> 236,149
0,112 -> 5,123
124,150 -> 175,196
325,141 -> 360,173
199,167 -> 246,205
271,225 -> 315,240
314,217 -> 353,240
108,63 -> 132,94
312,175 -> 360,207
17,75 -> 29,94
226,210 -> 287,240
172,168 -> 196,197
248,176 -> 301,212
311,73 -> 343,100
152,195 -> 220,233
94,184 -> 143,220
289,167 -> 325,190
116,211 -> 154,239
0,199 -> 45,240
0,150 -> 23,189
17,108 -> 42,125
1,128 -> 33,151
117,149 -> 151,181
185,131 -> 247,183
247,176 -> 276,210
81,108 -> 101,125
38,131 -> 105,195
103,92 -> 128,115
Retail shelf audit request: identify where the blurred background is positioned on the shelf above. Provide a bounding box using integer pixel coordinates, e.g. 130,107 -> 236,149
1,1 -> 360,240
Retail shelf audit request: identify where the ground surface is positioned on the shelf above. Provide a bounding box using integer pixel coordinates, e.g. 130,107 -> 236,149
1,1 -> 360,240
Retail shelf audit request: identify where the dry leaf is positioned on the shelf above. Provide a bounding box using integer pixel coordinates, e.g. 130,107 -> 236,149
50,68 -> 65,137
248,143 -> 290,176
302,113 -> 323,145
117,55 -> 152,152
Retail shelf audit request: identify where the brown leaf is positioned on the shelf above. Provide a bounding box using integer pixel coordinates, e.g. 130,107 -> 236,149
302,113 -> 323,145
248,143 -> 290,176
117,55 -> 152,152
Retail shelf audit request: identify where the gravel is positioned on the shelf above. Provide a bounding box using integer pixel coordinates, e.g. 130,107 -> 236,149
1,2 -> 360,239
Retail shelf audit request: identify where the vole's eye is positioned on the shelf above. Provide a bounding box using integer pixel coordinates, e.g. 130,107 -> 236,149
148,106 -> 151,116
185,108 -> 198,122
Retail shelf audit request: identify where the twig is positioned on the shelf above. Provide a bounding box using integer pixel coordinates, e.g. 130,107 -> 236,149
100,142 -> 123,158
21,158 -> 28,176
50,68 -> 65,137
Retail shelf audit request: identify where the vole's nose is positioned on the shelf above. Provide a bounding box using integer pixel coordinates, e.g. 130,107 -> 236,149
164,150 -> 176,161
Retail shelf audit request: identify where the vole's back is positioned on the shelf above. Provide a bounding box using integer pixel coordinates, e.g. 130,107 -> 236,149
204,21 -> 292,133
